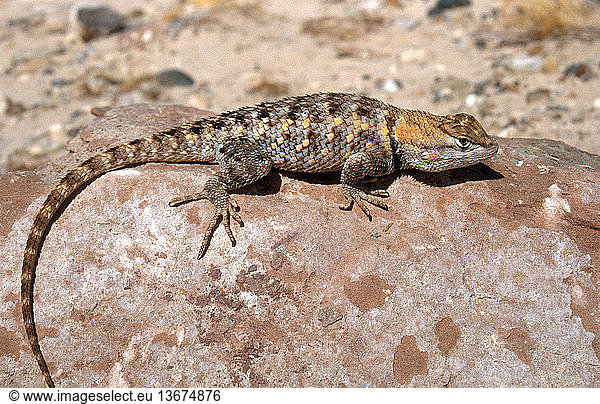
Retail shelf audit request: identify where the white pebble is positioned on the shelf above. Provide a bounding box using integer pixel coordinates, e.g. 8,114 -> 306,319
465,94 -> 479,107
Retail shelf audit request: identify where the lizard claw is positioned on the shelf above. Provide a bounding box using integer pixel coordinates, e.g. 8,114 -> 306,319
168,192 -> 208,207
197,194 -> 243,259
339,185 -> 388,221
369,189 -> 390,198
169,190 -> 244,259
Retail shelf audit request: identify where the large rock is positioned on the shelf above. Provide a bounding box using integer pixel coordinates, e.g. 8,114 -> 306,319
1,104 -> 599,387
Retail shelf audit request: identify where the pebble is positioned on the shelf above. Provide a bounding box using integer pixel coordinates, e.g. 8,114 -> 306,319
71,2 -> 125,41
51,78 -> 70,88
155,70 -> 195,87
548,105 -> 569,113
428,0 -> 471,17
571,112 -> 584,123
509,55 -> 543,72
375,78 -> 403,92
400,49 -> 427,63
361,0 -> 382,12
548,105 -> 569,120
593,98 -> 600,110
563,63 -> 595,81
472,80 -> 492,95
436,75 -> 471,92
81,75 -> 112,96
0,94 -> 26,116
395,18 -> 419,31
526,88 -> 551,104
433,87 -> 453,103
465,93 -> 479,107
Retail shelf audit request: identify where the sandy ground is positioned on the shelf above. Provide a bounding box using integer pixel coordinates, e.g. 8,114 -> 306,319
1,0 -> 599,174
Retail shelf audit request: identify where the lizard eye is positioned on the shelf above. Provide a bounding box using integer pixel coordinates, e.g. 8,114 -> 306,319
455,137 -> 472,150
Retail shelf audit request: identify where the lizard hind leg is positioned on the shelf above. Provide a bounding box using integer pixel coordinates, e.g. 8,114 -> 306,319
169,136 -> 272,259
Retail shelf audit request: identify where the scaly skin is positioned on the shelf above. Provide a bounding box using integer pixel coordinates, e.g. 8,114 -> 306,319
21,92 -> 498,387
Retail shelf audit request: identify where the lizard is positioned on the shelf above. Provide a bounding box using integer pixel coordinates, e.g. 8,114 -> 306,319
21,92 -> 498,387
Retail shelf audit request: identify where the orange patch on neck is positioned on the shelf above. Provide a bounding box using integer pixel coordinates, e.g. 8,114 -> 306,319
394,119 -> 429,144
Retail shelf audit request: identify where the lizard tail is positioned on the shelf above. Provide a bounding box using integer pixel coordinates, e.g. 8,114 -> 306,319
22,128 -> 213,387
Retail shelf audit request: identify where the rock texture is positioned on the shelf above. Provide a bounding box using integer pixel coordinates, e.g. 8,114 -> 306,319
1,104 -> 599,387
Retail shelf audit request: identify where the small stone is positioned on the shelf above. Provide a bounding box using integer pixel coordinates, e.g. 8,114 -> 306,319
526,88 -> 551,104
0,94 -> 26,116
571,112 -> 584,123
361,0 -> 382,12
400,49 -> 427,63
428,0 -> 471,17
247,79 -> 289,97
465,93 -> 479,107
563,63 -> 595,81
375,78 -> 403,92
547,105 -> 569,120
155,70 -> 195,87
395,18 -> 419,31
547,105 -> 569,113
473,80 -> 491,95
80,75 -> 114,97
71,2 -> 125,41
593,98 -> 600,110
51,78 -> 69,88
509,55 -> 543,72
433,87 -> 454,103
474,38 -> 487,49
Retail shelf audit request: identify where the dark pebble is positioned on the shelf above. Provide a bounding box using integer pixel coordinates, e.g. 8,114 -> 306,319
428,0 -> 471,17
74,2 -> 125,41
563,63 -> 596,81
51,78 -> 69,88
155,70 -> 195,87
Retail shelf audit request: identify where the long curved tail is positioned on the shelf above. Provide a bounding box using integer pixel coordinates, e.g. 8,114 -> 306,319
21,128 -> 213,387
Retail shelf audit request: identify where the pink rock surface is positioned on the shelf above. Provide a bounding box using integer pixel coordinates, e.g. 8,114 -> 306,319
1,104 -> 599,387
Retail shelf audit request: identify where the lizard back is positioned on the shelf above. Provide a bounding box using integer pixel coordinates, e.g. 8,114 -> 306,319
189,93 -> 399,172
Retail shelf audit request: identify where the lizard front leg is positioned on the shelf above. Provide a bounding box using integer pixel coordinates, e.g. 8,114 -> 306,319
339,151 -> 395,220
169,136 -> 272,258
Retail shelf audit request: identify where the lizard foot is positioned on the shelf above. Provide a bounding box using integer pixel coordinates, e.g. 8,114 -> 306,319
339,184 -> 389,221
169,191 -> 244,259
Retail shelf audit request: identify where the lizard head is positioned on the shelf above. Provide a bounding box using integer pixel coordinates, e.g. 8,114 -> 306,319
393,111 -> 498,172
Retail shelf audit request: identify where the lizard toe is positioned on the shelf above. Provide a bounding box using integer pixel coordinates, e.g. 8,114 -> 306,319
340,185 -> 387,219
168,191 -> 208,207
